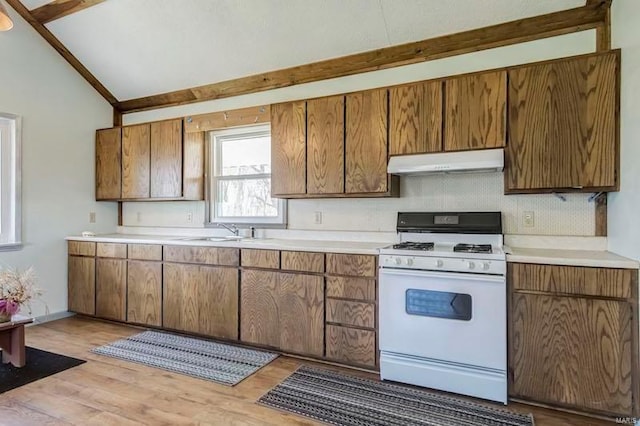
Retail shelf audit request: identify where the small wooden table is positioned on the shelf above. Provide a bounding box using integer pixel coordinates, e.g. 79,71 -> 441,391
0,315 -> 33,367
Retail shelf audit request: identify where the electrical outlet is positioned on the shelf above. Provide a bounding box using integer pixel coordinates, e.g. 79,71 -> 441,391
136,212 -> 142,223
523,211 -> 535,228
89,212 -> 96,223
314,211 -> 322,225
187,212 -> 193,224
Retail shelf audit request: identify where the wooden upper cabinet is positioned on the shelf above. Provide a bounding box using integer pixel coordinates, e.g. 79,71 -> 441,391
271,101 -> 306,196
345,89 -> 389,194
122,123 -> 151,199
506,52 -> 618,192
150,119 -> 183,198
95,128 -> 122,200
390,81 -> 443,155
444,71 -> 506,151
306,96 -> 345,195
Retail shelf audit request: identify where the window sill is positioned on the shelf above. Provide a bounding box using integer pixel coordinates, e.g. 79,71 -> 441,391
0,242 -> 22,252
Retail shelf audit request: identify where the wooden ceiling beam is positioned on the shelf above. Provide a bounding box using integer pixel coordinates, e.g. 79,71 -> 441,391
116,2 -> 609,113
31,0 -> 106,25
4,0 -> 117,105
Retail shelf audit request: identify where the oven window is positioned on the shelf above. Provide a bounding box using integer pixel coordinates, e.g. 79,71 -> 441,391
405,289 -> 472,321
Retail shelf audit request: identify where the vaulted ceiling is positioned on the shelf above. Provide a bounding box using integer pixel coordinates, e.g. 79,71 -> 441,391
10,0 -> 590,110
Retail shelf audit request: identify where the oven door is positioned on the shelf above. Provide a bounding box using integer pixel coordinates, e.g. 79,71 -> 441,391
379,267 -> 506,370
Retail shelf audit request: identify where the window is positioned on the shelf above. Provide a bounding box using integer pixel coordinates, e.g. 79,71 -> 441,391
208,124 -> 286,226
0,113 -> 21,249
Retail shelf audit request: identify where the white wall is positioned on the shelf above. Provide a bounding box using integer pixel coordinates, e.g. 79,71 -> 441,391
608,1 -> 640,261
0,9 -> 116,317
122,31 -> 599,236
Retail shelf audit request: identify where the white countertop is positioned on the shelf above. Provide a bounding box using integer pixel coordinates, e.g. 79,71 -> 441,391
66,234 -> 387,255
507,247 -> 639,269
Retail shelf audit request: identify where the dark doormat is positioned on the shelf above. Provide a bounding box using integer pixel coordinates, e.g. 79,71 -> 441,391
259,366 -> 535,426
0,347 -> 86,393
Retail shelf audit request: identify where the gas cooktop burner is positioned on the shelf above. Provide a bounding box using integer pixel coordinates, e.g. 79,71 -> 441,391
453,243 -> 493,254
392,242 -> 435,251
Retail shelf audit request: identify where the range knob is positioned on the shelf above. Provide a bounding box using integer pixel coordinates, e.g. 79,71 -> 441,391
481,262 -> 491,271
467,261 -> 476,270
394,257 -> 402,265
405,258 -> 414,266
435,260 -> 444,268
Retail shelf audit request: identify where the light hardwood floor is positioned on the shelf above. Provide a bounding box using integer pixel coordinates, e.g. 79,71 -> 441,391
0,316 -> 613,425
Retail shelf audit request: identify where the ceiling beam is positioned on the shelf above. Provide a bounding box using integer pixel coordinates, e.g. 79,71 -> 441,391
116,2 -> 609,114
31,0 -> 106,24
4,0 -> 117,105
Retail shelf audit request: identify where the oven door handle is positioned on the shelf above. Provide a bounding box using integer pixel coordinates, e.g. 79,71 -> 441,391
379,267 -> 505,284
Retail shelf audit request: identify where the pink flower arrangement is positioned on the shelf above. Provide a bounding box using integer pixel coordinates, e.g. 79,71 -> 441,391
0,267 -> 41,318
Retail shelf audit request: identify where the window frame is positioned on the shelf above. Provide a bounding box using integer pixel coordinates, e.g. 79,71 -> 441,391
0,113 -> 22,250
206,124 -> 286,227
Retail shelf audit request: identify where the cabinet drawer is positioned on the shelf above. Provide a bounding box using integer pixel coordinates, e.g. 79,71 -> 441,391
241,249 -> 280,269
163,245 -> 239,266
326,325 -> 376,367
510,263 -> 634,299
96,243 -> 127,258
68,241 -> 96,256
326,253 -> 376,277
281,251 -> 324,273
326,276 -> 375,301
128,244 -> 162,261
327,299 -> 375,328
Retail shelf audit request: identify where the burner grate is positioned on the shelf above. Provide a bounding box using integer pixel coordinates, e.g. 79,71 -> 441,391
453,243 -> 493,254
392,242 -> 435,251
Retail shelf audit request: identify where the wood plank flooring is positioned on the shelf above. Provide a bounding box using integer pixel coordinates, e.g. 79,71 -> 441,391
0,316 -> 614,425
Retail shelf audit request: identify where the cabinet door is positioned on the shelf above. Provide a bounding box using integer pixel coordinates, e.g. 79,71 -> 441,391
68,256 -> 95,315
95,258 -> 126,321
511,292 -> 632,415
199,266 -> 238,340
390,81 -> 443,155
95,128 -> 122,200
163,263 -> 199,333
445,71 -> 506,151
122,124 -> 151,199
345,89 -> 388,193
307,95 -> 345,194
278,273 -> 324,357
506,53 -> 618,192
271,101 -> 306,196
127,260 -> 162,326
150,119 -> 182,198
240,270 -> 279,347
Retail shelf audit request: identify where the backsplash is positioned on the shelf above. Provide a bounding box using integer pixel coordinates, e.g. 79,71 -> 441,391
122,172 -> 596,236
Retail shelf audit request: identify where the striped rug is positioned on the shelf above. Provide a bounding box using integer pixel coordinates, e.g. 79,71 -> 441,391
92,330 -> 278,386
258,366 -> 534,426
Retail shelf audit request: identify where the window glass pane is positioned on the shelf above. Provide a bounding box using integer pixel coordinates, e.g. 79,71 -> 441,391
217,178 -> 278,217
219,135 -> 271,176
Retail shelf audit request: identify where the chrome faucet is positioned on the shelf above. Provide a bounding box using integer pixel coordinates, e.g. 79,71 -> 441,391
217,223 -> 239,236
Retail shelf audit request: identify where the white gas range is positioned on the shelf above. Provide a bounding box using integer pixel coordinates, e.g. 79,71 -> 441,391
379,212 -> 508,404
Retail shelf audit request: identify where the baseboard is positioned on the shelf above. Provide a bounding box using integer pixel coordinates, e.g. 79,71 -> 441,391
30,311 -> 76,325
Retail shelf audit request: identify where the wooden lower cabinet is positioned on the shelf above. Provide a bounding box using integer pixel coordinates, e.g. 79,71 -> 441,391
326,325 -> 376,367
95,258 -> 126,321
240,270 -> 279,347
163,263 -> 238,340
511,293 -> 632,415
240,270 -> 324,357
509,263 -> 638,417
68,256 -> 95,315
127,260 -> 162,327
278,273 -> 324,356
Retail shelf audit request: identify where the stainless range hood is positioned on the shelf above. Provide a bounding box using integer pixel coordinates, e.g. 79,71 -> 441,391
387,148 -> 504,175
